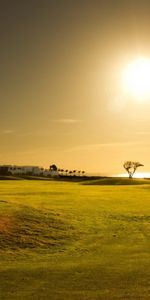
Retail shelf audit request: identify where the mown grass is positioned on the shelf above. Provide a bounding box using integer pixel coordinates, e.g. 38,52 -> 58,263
0,180 -> 150,299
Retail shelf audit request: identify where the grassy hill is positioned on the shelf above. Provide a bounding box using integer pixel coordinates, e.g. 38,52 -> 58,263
0,180 -> 150,299
82,176 -> 150,185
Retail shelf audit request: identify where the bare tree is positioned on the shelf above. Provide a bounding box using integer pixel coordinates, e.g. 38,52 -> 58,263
123,161 -> 144,178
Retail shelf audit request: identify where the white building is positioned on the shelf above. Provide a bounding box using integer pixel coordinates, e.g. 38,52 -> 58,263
43,169 -> 59,177
8,165 -> 59,177
8,166 -> 44,175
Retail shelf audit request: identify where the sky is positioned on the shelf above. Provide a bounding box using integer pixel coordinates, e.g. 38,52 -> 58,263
1,0 -> 150,175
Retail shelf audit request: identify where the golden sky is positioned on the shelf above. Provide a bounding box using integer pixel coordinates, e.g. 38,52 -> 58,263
1,0 -> 150,175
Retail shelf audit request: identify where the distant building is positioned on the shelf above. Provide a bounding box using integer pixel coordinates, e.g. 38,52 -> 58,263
8,166 -> 43,175
43,169 -> 58,177
0,165 -> 59,177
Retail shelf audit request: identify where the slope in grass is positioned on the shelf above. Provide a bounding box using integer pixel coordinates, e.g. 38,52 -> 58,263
82,177 -> 150,185
0,202 -> 76,251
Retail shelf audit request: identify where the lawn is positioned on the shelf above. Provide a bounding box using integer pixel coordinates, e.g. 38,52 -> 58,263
0,179 -> 150,299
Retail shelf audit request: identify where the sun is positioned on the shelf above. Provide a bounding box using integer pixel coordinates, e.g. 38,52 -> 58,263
122,57 -> 150,101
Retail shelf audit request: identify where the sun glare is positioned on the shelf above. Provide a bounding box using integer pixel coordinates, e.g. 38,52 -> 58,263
118,172 -> 150,179
122,57 -> 150,101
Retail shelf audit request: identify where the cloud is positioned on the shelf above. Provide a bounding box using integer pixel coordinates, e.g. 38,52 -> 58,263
52,118 -> 81,124
65,141 -> 142,152
0,130 -> 14,135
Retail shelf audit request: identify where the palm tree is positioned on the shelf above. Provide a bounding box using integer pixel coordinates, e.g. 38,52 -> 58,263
60,169 -> 64,176
78,170 -> 81,176
82,171 -> 85,176
65,169 -> 68,176
73,170 -> 76,176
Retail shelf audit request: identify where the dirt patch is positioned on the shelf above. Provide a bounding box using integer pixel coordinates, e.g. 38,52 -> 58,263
0,215 -> 14,233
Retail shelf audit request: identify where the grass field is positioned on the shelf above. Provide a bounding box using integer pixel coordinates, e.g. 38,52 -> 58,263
0,179 -> 150,299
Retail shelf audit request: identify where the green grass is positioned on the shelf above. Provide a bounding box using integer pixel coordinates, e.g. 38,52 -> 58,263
0,180 -> 150,299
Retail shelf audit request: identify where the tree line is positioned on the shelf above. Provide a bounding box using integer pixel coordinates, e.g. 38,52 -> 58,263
58,169 -> 85,176
50,165 -> 85,176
